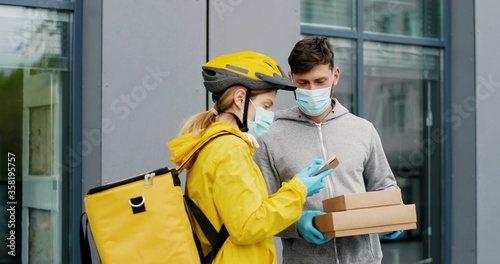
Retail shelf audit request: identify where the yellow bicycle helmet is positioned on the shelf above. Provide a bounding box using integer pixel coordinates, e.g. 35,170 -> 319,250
202,51 -> 295,133
202,51 -> 296,95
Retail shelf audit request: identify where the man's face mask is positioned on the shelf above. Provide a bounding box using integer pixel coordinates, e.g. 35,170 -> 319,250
247,100 -> 274,138
295,83 -> 332,116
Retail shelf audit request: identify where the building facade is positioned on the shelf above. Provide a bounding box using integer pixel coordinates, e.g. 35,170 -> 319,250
0,0 -> 498,263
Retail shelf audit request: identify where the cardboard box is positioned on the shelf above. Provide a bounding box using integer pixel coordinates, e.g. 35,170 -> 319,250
314,204 -> 417,238
322,189 -> 402,212
323,223 -> 417,238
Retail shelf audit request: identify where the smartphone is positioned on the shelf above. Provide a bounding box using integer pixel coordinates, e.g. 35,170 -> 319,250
313,156 -> 339,176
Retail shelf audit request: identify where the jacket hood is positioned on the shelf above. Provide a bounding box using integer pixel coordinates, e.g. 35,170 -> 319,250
168,122 -> 250,170
275,98 -> 350,124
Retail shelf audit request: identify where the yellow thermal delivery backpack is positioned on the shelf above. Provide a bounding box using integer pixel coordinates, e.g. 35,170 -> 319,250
81,166 -> 228,264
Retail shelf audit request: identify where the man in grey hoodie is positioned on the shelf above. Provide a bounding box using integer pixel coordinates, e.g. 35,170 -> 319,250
254,36 -> 402,264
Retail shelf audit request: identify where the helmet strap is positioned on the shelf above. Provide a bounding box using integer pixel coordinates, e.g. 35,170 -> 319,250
226,112 -> 245,130
215,88 -> 251,132
240,88 -> 251,132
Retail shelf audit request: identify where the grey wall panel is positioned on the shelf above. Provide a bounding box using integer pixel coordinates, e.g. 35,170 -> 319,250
208,0 -> 301,111
475,0 -> 500,263
450,1 -> 476,263
82,0 -> 103,262
82,0 -> 103,195
101,0 -> 206,182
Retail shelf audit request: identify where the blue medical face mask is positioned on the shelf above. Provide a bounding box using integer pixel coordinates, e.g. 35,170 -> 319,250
295,86 -> 332,116
247,100 -> 274,138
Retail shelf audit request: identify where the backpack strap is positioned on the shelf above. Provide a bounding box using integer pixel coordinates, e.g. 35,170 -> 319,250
178,132 -> 232,263
185,196 -> 229,264
80,213 -> 93,264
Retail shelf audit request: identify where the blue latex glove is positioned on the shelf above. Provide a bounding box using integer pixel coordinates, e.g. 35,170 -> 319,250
384,230 -> 403,239
297,210 -> 333,245
296,159 -> 333,197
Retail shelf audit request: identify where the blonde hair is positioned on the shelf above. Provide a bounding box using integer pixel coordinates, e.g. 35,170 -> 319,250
178,86 -> 273,136
179,86 -> 237,136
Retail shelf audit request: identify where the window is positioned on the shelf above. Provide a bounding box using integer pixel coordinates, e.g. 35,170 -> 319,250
364,0 -> 442,39
0,5 -> 74,263
301,0 -> 356,30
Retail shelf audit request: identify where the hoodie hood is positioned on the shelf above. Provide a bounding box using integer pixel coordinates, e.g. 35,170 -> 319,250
168,122 -> 251,170
274,98 -> 349,124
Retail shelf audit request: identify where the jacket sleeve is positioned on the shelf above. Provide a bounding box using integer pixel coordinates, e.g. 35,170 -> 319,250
212,144 -> 307,245
363,124 -> 400,192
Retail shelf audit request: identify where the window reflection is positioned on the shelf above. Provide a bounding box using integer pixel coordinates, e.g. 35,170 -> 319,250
363,0 -> 443,39
364,42 -> 441,166
330,38 -> 356,112
364,41 -> 443,263
301,0 -> 356,31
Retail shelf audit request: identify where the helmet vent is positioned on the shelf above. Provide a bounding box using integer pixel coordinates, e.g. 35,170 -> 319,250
203,68 -> 217,76
226,64 -> 249,74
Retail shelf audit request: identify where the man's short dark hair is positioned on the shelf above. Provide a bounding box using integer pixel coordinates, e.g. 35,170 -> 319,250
288,36 -> 334,74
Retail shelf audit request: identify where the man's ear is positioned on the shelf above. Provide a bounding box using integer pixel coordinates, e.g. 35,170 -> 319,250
333,67 -> 341,86
233,88 -> 246,110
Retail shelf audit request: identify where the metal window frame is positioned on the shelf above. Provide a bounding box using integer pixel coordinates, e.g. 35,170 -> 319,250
0,0 -> 83,263
0,0 -> 75,10
301,0 -> 451,263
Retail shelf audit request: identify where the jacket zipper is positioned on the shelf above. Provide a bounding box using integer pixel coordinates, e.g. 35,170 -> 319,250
315,123 -> 333,196
315,122 -> 340,264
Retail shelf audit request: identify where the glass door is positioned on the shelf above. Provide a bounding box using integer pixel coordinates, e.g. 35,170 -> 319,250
0,5 -> 72,263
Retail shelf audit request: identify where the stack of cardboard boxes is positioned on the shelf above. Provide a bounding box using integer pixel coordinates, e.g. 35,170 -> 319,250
314,189 -> 417,238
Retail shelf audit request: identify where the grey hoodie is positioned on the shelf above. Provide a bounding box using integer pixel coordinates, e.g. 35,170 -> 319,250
254,99 -> 399,264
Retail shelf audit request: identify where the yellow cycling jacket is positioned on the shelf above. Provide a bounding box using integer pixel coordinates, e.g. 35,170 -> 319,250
169,122 -> 307,264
